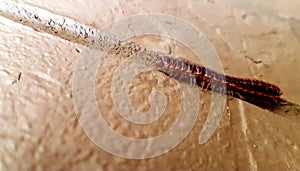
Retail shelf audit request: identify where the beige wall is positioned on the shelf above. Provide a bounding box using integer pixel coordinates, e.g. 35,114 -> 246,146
0,0 -> 300,170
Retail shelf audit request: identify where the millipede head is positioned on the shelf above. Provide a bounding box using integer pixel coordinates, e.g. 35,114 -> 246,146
278,89 -> 283,95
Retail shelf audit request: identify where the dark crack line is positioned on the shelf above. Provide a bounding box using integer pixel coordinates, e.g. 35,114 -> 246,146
245,55 -> 262,64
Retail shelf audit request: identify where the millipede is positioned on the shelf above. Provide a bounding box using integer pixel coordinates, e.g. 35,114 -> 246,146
154,55 -> 283,100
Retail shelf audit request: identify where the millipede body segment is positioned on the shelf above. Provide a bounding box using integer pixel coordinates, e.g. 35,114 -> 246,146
154,55 -> 283,100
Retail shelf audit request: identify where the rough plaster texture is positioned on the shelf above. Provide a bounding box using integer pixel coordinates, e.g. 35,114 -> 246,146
0,0 -> 300,170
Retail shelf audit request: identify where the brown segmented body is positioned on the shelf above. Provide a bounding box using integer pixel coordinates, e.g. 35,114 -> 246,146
154,55 -> 283,99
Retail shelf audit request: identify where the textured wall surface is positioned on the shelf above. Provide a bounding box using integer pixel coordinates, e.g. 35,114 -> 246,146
0,0 -> 300,170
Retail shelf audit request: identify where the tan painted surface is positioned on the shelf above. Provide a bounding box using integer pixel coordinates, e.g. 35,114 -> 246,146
0,0 -> 300,170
